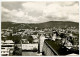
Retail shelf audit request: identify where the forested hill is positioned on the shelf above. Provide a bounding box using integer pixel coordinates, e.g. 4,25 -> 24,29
1,21 -> 79,29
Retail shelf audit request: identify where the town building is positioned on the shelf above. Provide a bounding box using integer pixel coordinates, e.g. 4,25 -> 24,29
1,40 -> 14,56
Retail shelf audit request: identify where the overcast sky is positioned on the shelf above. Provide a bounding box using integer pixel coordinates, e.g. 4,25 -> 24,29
1,1 -> 79,23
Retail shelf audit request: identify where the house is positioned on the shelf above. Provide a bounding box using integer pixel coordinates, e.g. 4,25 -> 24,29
1,47 -> 10,56
22,44 -> 38,50
1,40 -> 14,56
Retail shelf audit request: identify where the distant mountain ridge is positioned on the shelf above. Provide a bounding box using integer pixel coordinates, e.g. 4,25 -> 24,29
1,21 -> 79,29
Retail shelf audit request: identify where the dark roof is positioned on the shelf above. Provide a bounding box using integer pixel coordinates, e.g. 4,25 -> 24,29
45,39 -> 79,55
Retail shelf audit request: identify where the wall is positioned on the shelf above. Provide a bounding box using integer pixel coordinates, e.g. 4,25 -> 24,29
22,44 -> 38,50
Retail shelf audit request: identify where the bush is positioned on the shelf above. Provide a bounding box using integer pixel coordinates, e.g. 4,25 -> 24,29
33,48 -> 37,52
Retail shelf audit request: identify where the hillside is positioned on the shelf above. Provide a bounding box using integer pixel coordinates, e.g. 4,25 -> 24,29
1,21 -> 79,29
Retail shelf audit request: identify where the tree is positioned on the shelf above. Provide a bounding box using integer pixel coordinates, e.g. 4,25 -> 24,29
12,35 -> 21,44
13,45 -> 22,55
27,35 -> 33,43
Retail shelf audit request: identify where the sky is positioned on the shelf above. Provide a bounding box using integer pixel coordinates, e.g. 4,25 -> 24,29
1,1 -> 79,23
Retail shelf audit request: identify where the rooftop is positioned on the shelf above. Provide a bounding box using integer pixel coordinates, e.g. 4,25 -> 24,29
45,39 -> 79,55
4,40 -> 14,43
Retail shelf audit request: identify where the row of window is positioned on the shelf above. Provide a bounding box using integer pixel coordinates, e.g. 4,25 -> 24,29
1,51 -> 9,53
1,45 -> 13,47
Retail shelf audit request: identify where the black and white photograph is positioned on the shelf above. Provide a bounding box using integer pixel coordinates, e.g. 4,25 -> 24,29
1,1 -> 79,56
